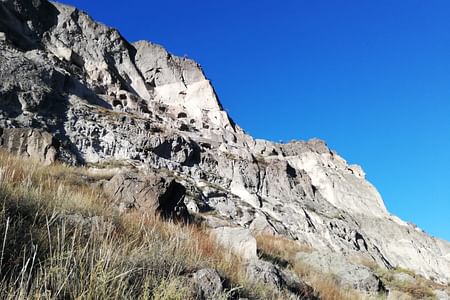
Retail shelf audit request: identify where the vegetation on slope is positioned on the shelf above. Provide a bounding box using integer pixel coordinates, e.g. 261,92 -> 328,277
257,233 -> 449,300
256,234 -> 361,300
359,258 -> 444,300
0,151 -> 302,299
1,151 -> 443,299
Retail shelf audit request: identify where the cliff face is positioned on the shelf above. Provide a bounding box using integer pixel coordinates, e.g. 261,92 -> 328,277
0,0 -> 449,296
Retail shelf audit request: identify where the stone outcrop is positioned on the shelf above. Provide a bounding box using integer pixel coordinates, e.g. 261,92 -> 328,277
191,268 -> 224,300
0,0 -> 449,297
246,260 -> 315,298
104,171 -> 188,219
211,226 -> 258,260
133,40 -> 234,131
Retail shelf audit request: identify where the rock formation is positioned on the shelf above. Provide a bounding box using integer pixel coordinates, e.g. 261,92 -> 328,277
0,0 -> 449,298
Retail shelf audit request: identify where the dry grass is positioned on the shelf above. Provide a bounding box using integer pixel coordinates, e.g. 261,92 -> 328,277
356,255 -> 442,300
371,267 -> 437,300
256,233 -> 361,300
355,254 -> 439,299
0,151 -> 297,299
256,233 -> 312,263
292,261 -> 361,300
0,150 -> 112,216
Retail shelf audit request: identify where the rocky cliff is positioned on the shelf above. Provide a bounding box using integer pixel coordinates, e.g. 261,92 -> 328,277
0,0 -> 449,298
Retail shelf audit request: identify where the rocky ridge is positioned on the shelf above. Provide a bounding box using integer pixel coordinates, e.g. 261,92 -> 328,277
0,0 -> 449,298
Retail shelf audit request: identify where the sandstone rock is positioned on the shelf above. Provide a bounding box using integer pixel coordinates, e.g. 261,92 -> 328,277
47,2 -> 150,101
192,268 -> 223,300
211,227 -> 257,260
103,171 -> 188,220
134,40 -> 234,130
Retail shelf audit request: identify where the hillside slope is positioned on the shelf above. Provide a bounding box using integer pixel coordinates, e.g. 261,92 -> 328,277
0,0 -> 449,298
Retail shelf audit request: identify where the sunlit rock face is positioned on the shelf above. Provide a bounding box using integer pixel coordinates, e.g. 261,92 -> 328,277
133,40 -> 235,131
0,0 -> 449,289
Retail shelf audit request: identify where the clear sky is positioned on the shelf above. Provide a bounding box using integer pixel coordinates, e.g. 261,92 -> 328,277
63,0 -> 450,241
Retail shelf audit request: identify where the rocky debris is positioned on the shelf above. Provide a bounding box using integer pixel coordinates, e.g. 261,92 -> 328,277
191,268 -> 224,300
0,0 -> 449,291
211,227 -> 257,260
0,128 -> 58,164
103,171 -> 189,220
246,260 -> 315,298
296,251 -> 385,294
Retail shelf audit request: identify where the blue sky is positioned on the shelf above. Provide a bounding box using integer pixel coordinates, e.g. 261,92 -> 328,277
64,1 -> 450,241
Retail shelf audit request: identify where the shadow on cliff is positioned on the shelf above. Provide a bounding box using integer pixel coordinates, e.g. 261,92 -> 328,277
0,0 -> 59,50
37,73 -> 113,165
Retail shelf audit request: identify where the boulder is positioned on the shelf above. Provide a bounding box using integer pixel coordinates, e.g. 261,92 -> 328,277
211,226 -> 257,260
246,260 -> 315,298
246,260 -> 286,288
192,268 -> 223,300
103,171 -> 189,220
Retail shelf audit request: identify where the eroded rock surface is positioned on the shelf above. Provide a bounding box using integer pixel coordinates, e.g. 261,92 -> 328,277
212,226 -> 258,260
246,260 -> 315,298
0,128 -> 58,164
104,171 -> 188,219
0,0 -> 449,295
192,268 -> 224,300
